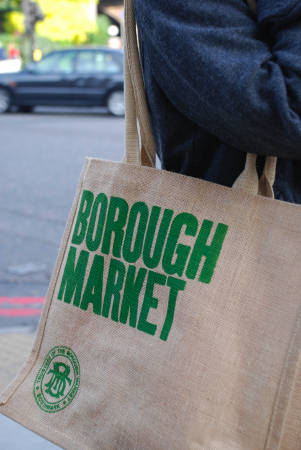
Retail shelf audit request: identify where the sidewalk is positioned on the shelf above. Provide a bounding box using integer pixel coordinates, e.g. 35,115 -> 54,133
0,328 -> 60,449
0,329 -> 34,393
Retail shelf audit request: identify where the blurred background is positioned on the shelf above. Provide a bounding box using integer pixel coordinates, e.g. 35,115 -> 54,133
0,1 -> 127,448
0,0 -> 125,116
0,0 -> 123,67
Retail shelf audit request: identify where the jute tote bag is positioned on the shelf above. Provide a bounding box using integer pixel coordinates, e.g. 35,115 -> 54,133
1,1 -> 301,448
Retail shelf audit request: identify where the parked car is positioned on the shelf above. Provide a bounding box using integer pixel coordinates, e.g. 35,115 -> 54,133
0,47 -> 125,116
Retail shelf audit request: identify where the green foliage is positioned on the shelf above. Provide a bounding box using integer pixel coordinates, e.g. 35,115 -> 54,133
0,1 -> 18,32
0,0 -> 111,46
33,34 -> 79,58
0,31 -> 22,47
3,10 -> 24,33
86,14 -> 109,45
0,0 -> 22,11
36,0 -> 98,43
0,0 -> 113,64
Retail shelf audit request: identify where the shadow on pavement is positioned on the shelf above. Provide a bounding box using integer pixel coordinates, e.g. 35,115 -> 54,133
6,106 -> 124,118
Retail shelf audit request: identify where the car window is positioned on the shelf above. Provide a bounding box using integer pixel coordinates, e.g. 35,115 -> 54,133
95,52 -> 121,74
75,51 -> 95,73
75,51 -> 121,74
32,53 -> 61,74
32,52 -> 76,74
53,52 -> 76,74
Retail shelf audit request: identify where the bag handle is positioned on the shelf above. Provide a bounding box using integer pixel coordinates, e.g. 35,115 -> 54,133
123,0 -> 156,167
232,153 -> 277,197
234,0 -> 278,198
123,0 -> 277,198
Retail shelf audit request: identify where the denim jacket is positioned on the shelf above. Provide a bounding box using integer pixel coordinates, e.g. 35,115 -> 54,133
134,0 -> 301,203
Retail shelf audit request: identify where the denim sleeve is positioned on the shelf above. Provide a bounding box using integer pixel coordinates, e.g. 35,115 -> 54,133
135,0 -> 301,159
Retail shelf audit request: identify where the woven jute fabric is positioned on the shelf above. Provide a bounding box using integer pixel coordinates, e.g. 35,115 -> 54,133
1,158 -> 301,449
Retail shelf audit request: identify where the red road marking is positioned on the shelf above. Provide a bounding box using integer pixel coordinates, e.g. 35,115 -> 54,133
0,298 -> 45,316
0,297 -> 45,305
0,308 -> 43,317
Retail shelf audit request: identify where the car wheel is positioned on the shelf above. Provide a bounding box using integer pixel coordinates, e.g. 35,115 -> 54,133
18,105 -> 34,113
0,88 -> 11,113
107,90 -> 125,117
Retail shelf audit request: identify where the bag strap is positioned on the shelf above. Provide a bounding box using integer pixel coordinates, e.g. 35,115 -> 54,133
232,153 -> 277,197
123,0 -> 156,167
235,0 -> 278,198
123,0 -> 277,198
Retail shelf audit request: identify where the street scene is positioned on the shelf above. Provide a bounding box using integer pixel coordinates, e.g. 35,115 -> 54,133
0,0 -> 125,446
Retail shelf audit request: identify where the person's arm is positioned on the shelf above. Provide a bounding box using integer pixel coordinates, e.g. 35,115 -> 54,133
257,0 -> 301,33
135,0 -> 301,159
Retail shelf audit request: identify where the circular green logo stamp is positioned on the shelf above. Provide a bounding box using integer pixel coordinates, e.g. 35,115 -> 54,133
33,345 -> 80,413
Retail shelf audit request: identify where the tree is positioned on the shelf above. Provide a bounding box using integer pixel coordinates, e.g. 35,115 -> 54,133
0,0 -> 22,10
35,0 -> 97,43
22,0 -> 44,60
